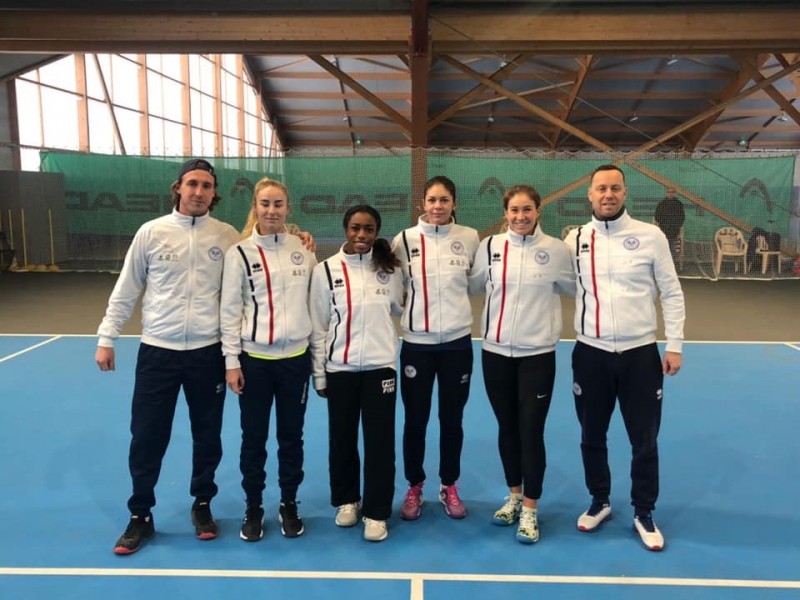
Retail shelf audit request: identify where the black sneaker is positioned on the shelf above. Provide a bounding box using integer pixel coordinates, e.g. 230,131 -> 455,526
279,500 -> 304,538
191,500 -> 218,540
113,514 -> 155,555
240,502 -> 265,542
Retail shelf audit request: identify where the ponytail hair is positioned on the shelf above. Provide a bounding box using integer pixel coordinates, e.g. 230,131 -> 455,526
342,203 -> 400,273
371,238 -> 399,273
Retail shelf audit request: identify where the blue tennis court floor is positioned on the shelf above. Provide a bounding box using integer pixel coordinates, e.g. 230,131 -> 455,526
1,335 -> 798,599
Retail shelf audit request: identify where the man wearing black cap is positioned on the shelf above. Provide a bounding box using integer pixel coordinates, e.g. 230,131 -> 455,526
96,158 -> 240,555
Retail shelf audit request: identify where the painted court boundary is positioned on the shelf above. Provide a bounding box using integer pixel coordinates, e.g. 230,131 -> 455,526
1,568 -> 799,594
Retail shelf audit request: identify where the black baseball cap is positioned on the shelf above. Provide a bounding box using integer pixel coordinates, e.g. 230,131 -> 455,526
177,158 -> 217,184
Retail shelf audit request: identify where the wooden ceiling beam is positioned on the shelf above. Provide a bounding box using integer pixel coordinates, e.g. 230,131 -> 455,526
307,54 -> 411,135
684,55 -> 768,149
2,9 -> 800,55
549,55 -> 593,148
739,57 -> 800,128
440,54 -> 613,152
428,54 -> 527,132
430,9 -> 800,54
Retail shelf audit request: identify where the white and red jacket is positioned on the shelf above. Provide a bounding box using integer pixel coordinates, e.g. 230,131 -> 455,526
392,218 -> 479,344
309,246 -> 404,391
468,227 -> 576,357
564,210 -> 685,354
220,229 -> 317,370
97,210 -> 239,351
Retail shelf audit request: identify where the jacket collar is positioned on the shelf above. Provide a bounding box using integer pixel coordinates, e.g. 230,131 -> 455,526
506,223 -> 540,244
171,208 -> 210,226
252,228 -> 287,249
591,208 -> 631,233
339,244 -> 373,265
417,215 -> 454,236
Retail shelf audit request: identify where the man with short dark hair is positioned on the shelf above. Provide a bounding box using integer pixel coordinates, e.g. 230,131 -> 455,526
96,158 -> 239,555
564,165 -> 685,552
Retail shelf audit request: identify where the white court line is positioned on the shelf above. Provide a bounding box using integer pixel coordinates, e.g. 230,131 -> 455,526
0,336 -> 62,363
0,568 -> 798,590
0,333 -> 140,338
1,334 -> 799,345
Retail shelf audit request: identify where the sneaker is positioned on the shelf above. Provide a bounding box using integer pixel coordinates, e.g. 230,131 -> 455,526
191,500 -> 218,540
439,484 -> 467,519
279,500 -> 305,538
515,507 -> 539,544
240,502 -> 264,542
334,502 -> 360,527
113,514 -> 155,555
493,494 -> 522,526
400,482 -> 424,521
363,517 -> 388,542
577,501 -> 612,532
634,512 -> 664,551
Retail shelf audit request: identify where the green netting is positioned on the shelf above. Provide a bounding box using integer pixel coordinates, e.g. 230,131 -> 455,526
39,151 -> 798,278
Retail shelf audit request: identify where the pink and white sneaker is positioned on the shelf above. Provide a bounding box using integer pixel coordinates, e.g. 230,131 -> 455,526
400,482 -> 424,520
439,484 -> 466,519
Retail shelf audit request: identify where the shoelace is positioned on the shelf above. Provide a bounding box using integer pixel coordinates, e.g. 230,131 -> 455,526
499,497 -> 520,517
519,510 -> 538,532
404,484 -> 423,507
339,503 -> 358,515
444,485 -> 462,506
637,514 -> 656,532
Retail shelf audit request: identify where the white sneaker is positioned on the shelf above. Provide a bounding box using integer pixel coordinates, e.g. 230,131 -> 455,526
492,494 -> 522,526
634,514 -> 664,551
363,517 -> 388,542
577,502 -> 612,532
515,507 -> 539,544
334,502 -> 360,527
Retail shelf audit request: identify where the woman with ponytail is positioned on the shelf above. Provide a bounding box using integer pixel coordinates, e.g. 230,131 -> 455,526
309,204 -> 404,543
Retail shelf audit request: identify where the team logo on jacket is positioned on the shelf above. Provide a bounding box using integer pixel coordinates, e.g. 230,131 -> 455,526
334,278 -> 345,288
491,252 -> 502,263
208,246 -> 224,261
623,237 -> 640,251
451,241 -> 465,255
252,263 -> 263,273
376,271 -> 390,285
535,250 -> 550,265
411,247 -> 420,257
291,252 -> 304,265
580,243 -> 590,253
381,377 -> 396,394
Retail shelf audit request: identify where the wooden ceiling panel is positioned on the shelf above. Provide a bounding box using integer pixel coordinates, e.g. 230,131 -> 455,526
1,3 -> 799,151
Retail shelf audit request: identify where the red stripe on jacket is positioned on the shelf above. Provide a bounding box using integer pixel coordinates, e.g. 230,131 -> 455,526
341,261 -> 352,363
495,239 -> 509,342
257,246 -> 274,345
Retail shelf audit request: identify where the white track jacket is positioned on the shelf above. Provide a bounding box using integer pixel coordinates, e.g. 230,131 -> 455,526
220,229 -> 317,370
392,218 -> 479,344
468,227 -> 576,357
564,210 -> 685,354
97,210 -> 239,351
309,247 -> 404,391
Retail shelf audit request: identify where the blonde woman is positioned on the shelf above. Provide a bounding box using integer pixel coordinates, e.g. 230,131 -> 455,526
220,178 -> 316,541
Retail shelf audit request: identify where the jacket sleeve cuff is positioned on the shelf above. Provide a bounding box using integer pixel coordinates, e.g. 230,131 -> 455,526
225,355 -> 242,370
97,337 -> 115,348
313,375 -> 327,392
665,340 -> 683,353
